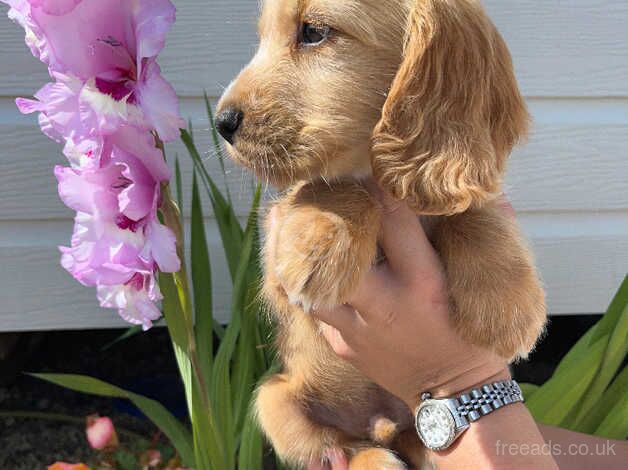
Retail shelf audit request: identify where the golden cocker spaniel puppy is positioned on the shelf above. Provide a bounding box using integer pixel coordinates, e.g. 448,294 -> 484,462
217,0 -> 547,468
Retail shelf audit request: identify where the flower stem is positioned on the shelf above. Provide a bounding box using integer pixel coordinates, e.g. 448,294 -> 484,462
155,134 -> 212,407
157,136 -> 225,468
160,183 -> 212,408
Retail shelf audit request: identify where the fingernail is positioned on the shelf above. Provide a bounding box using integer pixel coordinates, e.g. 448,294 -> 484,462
325,448 -> 348,469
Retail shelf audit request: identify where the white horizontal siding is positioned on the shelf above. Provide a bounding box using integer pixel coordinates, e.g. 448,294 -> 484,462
1,1 -> 628,97
2,98 -> 626,219
0,0 -> 627,331
0,221 -> 236,330
1,217 -> 626,332
0,98 -> 258,220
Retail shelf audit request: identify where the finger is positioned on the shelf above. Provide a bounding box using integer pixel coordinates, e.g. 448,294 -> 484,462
374,189 -> 442,282
326,448 -> 349,470
346,264 -> 396,317
307,460 -> 330,470
318,322 -> 357,361
312,304 -> 363,335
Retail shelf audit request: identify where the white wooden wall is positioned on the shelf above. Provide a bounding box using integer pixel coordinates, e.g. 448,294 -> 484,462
0,0 -> 626,331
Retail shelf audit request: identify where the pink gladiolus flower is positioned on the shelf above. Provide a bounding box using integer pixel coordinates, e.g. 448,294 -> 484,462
5,0 -> 185,141
3,0 -> 183,328
86,415 -> 119,450
55,126 -> 179,329
97,274 -> 164,330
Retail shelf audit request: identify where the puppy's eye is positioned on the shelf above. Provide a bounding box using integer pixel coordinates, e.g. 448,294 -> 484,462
300,22 -> 331,46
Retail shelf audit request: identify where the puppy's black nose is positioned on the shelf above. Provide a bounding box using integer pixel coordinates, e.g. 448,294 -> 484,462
215,107 -> 243,144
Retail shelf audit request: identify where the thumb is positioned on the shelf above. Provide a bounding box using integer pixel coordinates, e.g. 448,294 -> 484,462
373,188 -> 442,283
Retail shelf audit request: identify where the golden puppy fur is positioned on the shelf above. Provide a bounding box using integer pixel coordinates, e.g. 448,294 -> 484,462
217,0 -> 547,468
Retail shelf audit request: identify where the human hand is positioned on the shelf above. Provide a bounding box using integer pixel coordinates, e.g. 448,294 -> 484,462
311,188 -> 510,410
307,449 -> 348,470
304,191 -> 555,470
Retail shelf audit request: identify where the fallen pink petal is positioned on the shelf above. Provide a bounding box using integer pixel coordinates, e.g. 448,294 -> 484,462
85,415 -> 119,451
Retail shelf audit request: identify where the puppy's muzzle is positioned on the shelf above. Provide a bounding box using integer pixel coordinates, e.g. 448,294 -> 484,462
216,106 -> 244,144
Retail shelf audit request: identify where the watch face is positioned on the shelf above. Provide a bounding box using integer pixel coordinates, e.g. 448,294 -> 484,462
416,401 -> 456,450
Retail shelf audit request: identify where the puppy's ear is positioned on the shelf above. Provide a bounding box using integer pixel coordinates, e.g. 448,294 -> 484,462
372,0 -> 529,215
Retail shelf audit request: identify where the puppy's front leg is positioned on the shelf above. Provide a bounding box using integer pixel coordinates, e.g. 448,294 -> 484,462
265,180 -> 381,313
432,202 -> 547,360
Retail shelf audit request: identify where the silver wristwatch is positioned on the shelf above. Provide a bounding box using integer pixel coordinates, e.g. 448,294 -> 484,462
414,379 -> 524,451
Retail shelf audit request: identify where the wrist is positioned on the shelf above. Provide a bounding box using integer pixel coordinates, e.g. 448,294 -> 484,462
430,402 -> 558,469
430,367 -> 512,401
403,363 -> 510,410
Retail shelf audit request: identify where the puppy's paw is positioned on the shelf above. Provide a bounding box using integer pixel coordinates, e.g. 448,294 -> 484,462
349,448 -> 407,470
272,207 -> 377,312
263,180 -> 381,313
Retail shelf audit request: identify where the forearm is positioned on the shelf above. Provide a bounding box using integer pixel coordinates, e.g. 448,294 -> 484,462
539,424 -> 627,470
430,404 -> 558,470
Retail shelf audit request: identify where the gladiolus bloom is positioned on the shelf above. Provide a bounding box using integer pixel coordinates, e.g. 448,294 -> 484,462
5,0 -> 185,141
3,0 -> 183,328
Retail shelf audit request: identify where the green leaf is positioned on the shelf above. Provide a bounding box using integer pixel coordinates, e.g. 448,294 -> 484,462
192,171 -> 214,380
159,272 -> 190,355
232,296 -> 258,434
30,373 -> 194,466
518,383 -> 540,400
238,411 -> 263,470
592,276 -> 628,343
188,117 -> 194,141
551,325 -> 598,378
577,367 -> 628,435
180,128 -> 243,280
572,303 -> 628,425
209,191 -> 261,469
232,187 -> 263,432
594,384 -> 628,439
161,271 -> 224,470
160,272 -> 201,466
557,277 -> 628,428
190,381 -> 219,470
525,334 -> 608,426
100,326 -> 142,351
556,276 -> 627,377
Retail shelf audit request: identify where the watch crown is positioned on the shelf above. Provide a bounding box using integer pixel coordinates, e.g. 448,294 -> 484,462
421,392 -> 432,401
